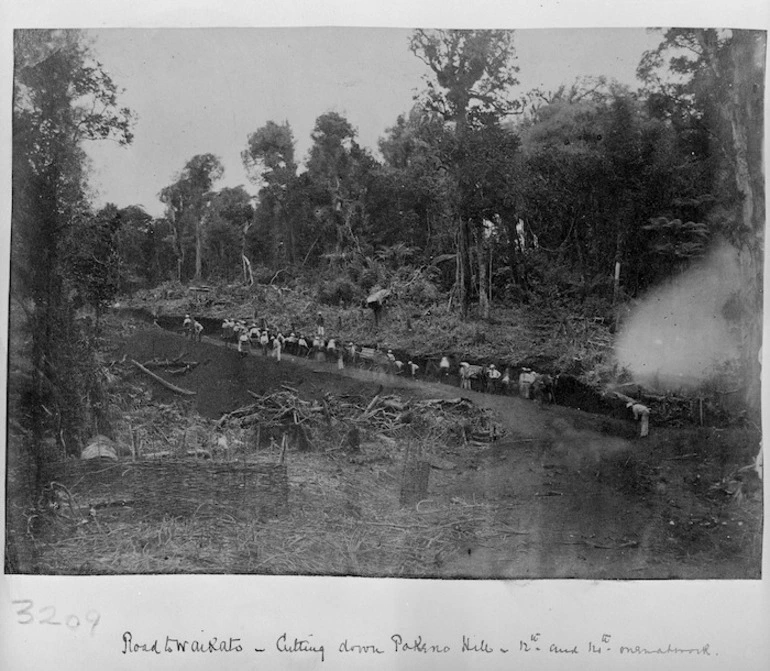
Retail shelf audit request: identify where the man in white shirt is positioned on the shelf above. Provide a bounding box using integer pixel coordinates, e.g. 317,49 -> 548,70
439,356 -> 451,378
237,325 -> 250,357
627,402 -> 650,437
459,362 -> 472,390
297,335 -> 309,357
183,314 -> 192,339
487,363 -> 502,393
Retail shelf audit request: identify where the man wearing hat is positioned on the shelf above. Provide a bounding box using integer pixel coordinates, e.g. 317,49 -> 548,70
386,349 -> 396,374
459,362 -> 472,390
286,332 -> 298,355
487,363 -> 502,393
183,314 -> 193,339
439,355 -> 451,378
297,334 -> 310,357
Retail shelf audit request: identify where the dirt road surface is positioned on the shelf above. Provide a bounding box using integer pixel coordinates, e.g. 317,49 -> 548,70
114,326 -> 761,579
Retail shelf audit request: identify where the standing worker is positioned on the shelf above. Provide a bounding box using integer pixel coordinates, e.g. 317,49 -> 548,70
459,362 -> 472,391
286,332 -> 298,355
183,314 -> 193,339
386,349 -> 396,374
311,334 -> 322,361
272,333 -> 282,363
248,323 -> 261,349
501,367 -> 512,395
487,364 -> 501,393
326,337 -> 337,363
316,312 -> 325,338
221,317 -> 232,345
439,356 -> 451,378
297,334 -> 310,357
519,368 -> 536,399
237,325 -> 249,357
260,330 -> 270,356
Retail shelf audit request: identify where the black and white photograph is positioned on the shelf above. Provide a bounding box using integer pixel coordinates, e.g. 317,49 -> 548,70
5,21 -> 765,584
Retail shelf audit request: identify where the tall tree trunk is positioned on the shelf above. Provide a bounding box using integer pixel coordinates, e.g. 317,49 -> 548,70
241,221 -> 254,285
455,228 -> 465,317
613,226 -> 624,304
285,210 -> 296,264
477,225 -> 490,320
456,218 -> 474,319
194,210 -> 203,281
724,31 -> 765,420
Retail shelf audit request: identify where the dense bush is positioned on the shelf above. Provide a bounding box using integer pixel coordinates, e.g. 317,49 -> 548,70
397,275 -> 440,305
318,278 -> 358,306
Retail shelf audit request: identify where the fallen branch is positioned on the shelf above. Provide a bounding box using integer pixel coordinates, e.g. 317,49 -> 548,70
361,387 -> 384,419
366,521 -> 431,530
144,450 -> 172,459
150,424 -> 172,446
497,527 -> 531,535
560,539 -> 639,550
131,360 -> 197,396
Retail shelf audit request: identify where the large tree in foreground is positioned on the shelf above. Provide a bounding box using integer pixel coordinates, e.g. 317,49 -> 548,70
638,28 -> 765,419
12,29 -> 134,458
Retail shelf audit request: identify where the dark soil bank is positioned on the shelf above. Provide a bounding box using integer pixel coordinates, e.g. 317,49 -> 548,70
120,328 -> 378,419
144,310 -> 635,424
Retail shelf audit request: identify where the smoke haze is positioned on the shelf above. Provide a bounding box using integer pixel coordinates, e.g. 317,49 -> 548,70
615,243 -> 744,392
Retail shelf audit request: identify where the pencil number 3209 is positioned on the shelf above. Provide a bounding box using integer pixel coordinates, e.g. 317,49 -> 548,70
11,599 -> 101,635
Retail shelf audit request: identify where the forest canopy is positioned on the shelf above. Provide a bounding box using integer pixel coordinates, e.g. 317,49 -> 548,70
10,27 -> 766,456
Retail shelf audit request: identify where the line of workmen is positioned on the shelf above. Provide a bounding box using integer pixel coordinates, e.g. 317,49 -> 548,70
182,312 -> 554,402
182,313 -> 650,436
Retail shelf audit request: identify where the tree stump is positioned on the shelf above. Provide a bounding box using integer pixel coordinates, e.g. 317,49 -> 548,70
346,426 -> 361,453
400,442 -> 429,506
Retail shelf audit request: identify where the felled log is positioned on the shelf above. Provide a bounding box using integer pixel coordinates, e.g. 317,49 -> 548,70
141,359 -> 200,369
428,455 -> 456,470
81,436 -> 119,461
144,450 -> 172,459
131,360 -> 197,396
186,448 -> 211,459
